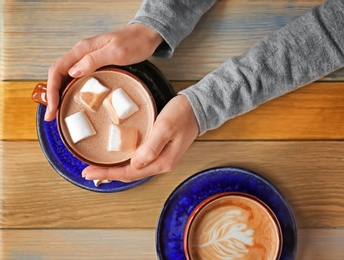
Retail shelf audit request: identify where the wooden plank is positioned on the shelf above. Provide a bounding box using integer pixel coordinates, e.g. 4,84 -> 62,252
1,140 -> 344,229
4,0 -> 342,81
1,228 -> 344,260
2,81 -> 344,141
296,229 -> 344,260
1,229 -> 156,260
0,81 -> 37,140
0,1 -> 4,77
176,81 -> 344,141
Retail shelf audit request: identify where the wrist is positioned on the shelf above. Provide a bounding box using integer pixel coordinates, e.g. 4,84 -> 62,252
128,23 -> 163,50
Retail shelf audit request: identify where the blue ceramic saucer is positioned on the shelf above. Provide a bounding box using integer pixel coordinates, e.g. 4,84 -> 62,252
36,61 -> 175,193
37,105 -> 152,192
156,167 -> 297,259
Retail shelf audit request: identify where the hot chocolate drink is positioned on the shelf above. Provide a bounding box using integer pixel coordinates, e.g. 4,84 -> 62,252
58,68 -> 156,166
184,192 -> 282,260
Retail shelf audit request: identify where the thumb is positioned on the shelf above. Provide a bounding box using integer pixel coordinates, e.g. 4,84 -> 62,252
131,122 -> 171,170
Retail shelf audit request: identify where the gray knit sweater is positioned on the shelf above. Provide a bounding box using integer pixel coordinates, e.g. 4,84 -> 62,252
130,0 -> 344,135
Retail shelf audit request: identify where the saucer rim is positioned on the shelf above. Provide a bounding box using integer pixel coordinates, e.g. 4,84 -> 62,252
36,105 -> 151,193
155,166 -> 297,259
35,61 -> 176,193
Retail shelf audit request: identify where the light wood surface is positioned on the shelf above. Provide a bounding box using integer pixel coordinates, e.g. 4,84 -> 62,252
1,229 -> 344,260
2,0 -> 344,259
2,140 -> 344,229
3,0 -> 344,81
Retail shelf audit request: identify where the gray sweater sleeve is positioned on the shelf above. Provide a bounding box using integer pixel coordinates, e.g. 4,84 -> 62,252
179,0 -> 344,135
129,0 -> 217,57
131,0 -> 344,135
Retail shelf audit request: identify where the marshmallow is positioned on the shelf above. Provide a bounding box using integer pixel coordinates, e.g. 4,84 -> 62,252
103,88 -> 138,124
93,180 -> 112,187
64,111 -> 96,143
74,77 -> 110,112
108,124 -> 138,152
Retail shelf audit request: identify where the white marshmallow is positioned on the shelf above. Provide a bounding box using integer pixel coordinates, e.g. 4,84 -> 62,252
103,88 -> 139,124
64,111 -> 96,143
75,77 -> 110,112
108,124 -> 138,152
93,180 -> 112,187
80,77 -> 109,94
111,88 -> 138,119
108,124 -> 121,151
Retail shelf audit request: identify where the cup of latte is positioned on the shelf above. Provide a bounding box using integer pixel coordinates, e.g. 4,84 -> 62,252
32,66 -> 157,167
184,192 -> 283,260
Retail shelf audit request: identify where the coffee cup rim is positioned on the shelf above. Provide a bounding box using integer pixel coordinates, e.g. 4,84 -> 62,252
56,66 -> 157,167
183,191 -> 283,260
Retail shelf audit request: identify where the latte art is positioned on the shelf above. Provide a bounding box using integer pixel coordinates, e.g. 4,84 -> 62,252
197,209 -> 254,259
185,194 -> 281,260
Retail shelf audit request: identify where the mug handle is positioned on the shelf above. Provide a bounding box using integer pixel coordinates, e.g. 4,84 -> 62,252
32,83 -> 48,106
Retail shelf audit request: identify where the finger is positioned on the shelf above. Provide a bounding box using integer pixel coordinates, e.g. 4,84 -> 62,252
44,37 -> 102,120
68,46 -> 115,77
82,164 -> 150,183
130,120 -> 172,170
82,141 -> 178,182
82,165 -> 141,183
44,64 -> 65,121
65,35 -> 106,76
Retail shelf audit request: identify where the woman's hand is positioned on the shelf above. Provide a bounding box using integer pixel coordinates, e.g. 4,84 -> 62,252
82,95 -> 199,182
44,23 -> 163,121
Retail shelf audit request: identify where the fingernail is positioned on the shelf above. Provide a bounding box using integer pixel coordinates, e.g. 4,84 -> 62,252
44,106 -> 51,121
69,68 -> 81,77
82,168 -> 88,178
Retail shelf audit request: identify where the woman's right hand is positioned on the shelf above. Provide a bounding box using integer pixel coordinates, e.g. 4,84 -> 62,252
44,23 -> 163,121
82,95 -> 200,182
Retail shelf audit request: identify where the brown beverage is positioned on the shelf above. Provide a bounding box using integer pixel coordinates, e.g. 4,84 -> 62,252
184,192 -> 282,260
57,68 -> 156,166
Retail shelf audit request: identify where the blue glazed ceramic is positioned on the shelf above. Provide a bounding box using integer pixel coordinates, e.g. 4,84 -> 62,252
36,61 -> 175,192
156,167 -> 297,259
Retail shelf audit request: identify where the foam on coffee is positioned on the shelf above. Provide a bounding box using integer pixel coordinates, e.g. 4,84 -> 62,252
185,193 -> 281,260
58,69 -> 155,165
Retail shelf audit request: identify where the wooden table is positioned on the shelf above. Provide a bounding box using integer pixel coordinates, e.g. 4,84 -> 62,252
1,0 -> 344,259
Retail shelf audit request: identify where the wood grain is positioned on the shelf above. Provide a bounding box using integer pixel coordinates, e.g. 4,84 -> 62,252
0,81 -> 37,140
1,140 -> 344,229
0,1 -> 3,77
1,229 -> 156,260
2,81 -> 344,141
4,0 -> 343,81
3,0 -> 344,257
296,229 -> 344,260
177,81 -> 344,141
1,229 -> 344,260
